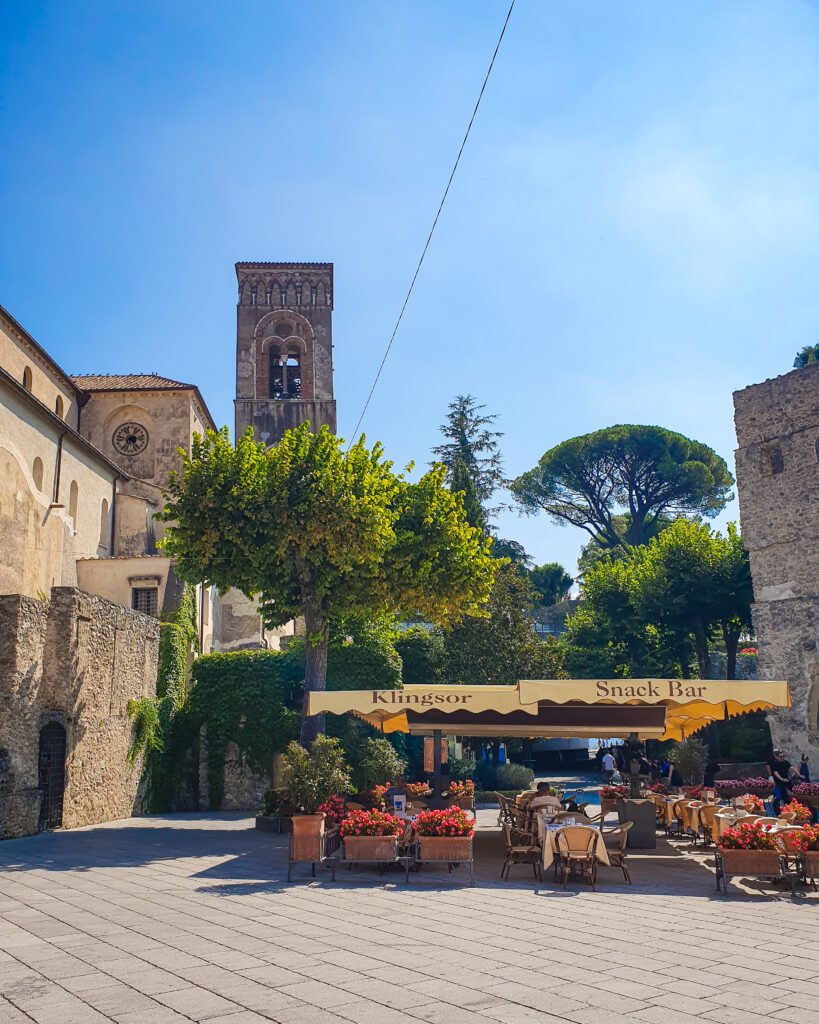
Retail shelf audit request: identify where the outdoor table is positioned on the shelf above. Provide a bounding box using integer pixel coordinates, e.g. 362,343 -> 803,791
538,821 -> 611,872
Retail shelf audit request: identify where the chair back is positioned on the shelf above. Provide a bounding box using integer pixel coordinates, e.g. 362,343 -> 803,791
775,827 -> 804,854
777,812 -> 796,824
699,804 -> 718,829
556,826 -> 598,856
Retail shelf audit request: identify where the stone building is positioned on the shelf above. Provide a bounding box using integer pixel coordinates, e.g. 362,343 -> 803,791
0,306 -> 218,837
733,362 -> 819,763
1,261 -> 340,831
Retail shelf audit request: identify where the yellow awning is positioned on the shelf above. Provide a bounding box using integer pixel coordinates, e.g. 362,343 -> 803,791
307,678 -> 791,741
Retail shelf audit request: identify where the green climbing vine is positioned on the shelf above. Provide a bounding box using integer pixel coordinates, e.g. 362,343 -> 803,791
127,582 -> 199,810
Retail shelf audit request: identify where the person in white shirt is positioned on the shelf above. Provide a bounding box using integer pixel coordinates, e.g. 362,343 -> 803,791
601,749 -> 616,784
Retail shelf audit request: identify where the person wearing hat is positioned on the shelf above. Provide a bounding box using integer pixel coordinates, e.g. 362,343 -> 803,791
768,748 -> 792,815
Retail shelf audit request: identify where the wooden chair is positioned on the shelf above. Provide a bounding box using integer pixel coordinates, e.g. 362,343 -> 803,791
602,821 -> 633,884
500,823 -> 542,881
555,826 -> 598,890
698,804 -> 719,846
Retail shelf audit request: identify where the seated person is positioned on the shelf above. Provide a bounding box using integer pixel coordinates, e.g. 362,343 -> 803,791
530,782 -> 562,811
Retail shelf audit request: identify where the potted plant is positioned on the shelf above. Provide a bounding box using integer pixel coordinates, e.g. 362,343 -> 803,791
406,782 -> 431,800
739,793 -> 765,814
792,824 -> 819,887
447,779 -> 475,809
317,795 -> 347,828
340,808 -> 405,863
279,736 -> 351,863
792,782 -> 819,809
716,821 -> 787,893
779,799 -> 811,825
414,807 -> 474,863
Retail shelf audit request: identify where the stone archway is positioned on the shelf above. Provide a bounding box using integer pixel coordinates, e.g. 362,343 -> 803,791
38,721 -> 67,830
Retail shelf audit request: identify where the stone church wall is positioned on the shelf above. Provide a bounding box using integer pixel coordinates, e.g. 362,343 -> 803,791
733,363 -> 819,761
0,587 -> 159,839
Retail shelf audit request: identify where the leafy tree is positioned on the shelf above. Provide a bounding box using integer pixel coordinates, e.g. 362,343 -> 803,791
490,537 -> 531,565
443,561 -> 565,686
794,342 -> 819,368
161,423 -> 495,744
529,562 -> 573,607
511,425 -> 734,552
449,457 -> 487,532
669,737 -> 708,785
432,395 -> 505,506
394,626 -> 445,685
563,519 -> 752,681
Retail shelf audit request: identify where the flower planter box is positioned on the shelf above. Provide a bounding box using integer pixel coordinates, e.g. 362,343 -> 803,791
797,850 -> 819,889
793,793 -> 819,809
716,848 -> 792,895
457,797 -> 475,811
343,835 -> 400,862
290,813 -> 326,863
417,835 -> 473,862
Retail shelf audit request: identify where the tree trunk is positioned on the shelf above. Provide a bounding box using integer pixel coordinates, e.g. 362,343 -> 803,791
723,623 -> 739,680
299,608 -> 330,747
693,622 -> 711,680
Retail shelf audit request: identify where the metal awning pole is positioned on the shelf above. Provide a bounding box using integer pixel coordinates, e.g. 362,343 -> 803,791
433,728 -> 442,799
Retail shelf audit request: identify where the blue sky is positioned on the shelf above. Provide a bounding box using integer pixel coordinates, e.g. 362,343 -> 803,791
2,1 -> 819,576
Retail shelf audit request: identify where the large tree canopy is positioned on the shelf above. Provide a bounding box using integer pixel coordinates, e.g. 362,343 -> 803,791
563,519 -> 752,680
529,562 -> 573,608
511,424 -> 734,550
161,424 -> 495,742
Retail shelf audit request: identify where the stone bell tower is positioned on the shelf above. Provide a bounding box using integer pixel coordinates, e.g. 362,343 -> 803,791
234,262 -> 336,445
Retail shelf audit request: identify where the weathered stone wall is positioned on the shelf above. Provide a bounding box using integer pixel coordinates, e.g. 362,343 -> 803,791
0,595 -> 49,838
0,587 -> 159,839
733,363 -> 819,762
197,732 -> 271,812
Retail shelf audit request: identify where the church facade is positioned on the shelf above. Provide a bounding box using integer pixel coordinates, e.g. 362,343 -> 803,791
0,261 -> 335,836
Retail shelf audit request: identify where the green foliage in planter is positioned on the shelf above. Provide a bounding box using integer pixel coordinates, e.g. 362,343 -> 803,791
279,735 -> 352,813
362,737 -> 407,787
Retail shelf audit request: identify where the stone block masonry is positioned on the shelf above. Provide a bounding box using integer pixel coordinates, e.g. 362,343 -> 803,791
0,587 -> 159,839
733,362 -> 819,762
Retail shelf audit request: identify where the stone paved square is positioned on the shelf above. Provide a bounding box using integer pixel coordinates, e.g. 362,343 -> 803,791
0,811 -> 816,1023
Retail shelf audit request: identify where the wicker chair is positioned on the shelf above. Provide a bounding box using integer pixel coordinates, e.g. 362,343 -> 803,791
555,826 -> 598,890
552,811 -> 594,826
501,823 -> 542,881
698,804 -> 719,846
602,821 -> 633,884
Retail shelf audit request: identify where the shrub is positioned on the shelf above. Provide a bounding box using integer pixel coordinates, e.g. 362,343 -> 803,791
362,738 -> 407,788
792,824 -> 819,851
780,799 -> 811,824
279,736 -> 351,814
395,625 -> 445,684
317,795 -> 347,826
474,761 -> 534,791
447,780 -> 475,798
669,737 -> 708,785
406,782 -> 430,798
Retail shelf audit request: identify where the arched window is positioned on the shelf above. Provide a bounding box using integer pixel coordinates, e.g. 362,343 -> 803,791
269,348 -> 283,398
99,498 -> 109,550
55,396 -> 64,418
32,457 -> 44,492
22,366 -> 32,391
769,448 -> 784,475
68,480 -> 78,527
286,353 -> 301,398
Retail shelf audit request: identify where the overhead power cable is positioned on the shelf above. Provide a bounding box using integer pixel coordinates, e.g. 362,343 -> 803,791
348,0 -> 516,446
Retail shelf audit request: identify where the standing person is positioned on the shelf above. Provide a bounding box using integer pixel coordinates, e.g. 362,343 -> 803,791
601,748 -> 616,784
669,763 -> 684,793
704,758 -> 721,789
768,749 -> 792,815
799,754 -> 810,783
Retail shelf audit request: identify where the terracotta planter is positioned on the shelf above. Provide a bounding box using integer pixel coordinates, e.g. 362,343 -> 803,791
457,797 -> 475,810
718,848 -> 783,875
290,813 -> 326,862
799,849 -> 819,880
343,835 -> 399,862
793,793 -> 819,809
417,834 -> 473,862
